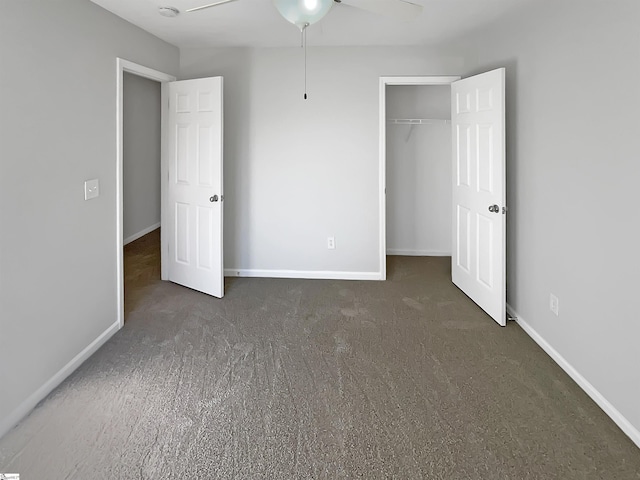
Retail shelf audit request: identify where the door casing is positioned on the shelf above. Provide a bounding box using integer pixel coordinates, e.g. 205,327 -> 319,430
378,76 -> 461,280
116,58 -> 176,328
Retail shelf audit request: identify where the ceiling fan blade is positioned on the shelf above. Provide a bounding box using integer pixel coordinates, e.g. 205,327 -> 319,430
185,0 -> 237,13
338,0 -> 423,21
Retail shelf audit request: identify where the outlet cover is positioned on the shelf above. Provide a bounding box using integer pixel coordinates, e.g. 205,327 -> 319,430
327,237 -> 335,249
84,178 -> 99,200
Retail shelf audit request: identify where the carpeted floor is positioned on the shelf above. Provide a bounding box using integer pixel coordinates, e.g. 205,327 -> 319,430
1,229 -> 638,479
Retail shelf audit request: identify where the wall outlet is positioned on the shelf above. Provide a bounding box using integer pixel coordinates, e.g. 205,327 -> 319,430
84,178 -> 99,200
327,237 -> 335,249
550,293 -> 559,316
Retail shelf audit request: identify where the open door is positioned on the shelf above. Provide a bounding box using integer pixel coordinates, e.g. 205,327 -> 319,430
164,77 -> 224,298
451,68 -> 506,325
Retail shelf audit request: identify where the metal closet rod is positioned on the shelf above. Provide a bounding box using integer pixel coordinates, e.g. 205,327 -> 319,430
387,118 -> 451,124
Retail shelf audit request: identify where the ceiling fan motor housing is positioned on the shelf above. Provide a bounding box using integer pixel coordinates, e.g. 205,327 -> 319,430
273,0 -> 334,30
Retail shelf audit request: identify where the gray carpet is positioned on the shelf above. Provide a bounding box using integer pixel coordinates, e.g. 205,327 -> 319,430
1,248 -> 639,478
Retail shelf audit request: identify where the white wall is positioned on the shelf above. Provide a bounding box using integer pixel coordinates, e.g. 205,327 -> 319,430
461,0 -> 640,443
180,47 -> 465,277
123,72 -> 161,243
386,85 -> 451,256
0,0 -> 178,437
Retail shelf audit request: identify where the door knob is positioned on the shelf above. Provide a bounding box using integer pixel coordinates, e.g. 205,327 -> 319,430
488,204 -> 499,213
210,195 -> 218,202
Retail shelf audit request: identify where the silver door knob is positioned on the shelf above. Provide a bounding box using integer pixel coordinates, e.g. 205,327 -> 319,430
488,204 -> 499,213
210,195 -> 218,202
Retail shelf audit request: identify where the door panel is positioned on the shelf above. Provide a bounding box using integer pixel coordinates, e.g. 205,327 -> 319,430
452,68 -> 506,326
456,124 -> 471,187
456,205 -> 471,272
167,77 -> 224,298
176,202 -> 190,264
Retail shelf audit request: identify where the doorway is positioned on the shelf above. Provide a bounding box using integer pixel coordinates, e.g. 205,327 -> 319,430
378,76 -> 460,279
385,84 -> 452,260
379,72 -> 507,326
116,59 -> 176,328
122,71 -> 162,320
123,72 -> 161,248
116,60 -> 226,327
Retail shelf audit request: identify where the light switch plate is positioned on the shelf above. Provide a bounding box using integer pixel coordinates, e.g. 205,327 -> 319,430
550,293 -> 559,316
84,178 -> 99,200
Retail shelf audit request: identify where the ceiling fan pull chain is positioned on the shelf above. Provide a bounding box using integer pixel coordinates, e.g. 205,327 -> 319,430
304,24 -> 308,100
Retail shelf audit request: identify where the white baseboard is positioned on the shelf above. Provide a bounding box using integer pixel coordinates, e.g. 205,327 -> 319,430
224,268 -> 382,281
124,222 -> 160,245
507,304 -> 640,449
386,249 -> 451,256
0,320 -> 121,440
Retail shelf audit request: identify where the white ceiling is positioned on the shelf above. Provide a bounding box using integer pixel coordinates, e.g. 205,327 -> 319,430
90,0 -> 534,49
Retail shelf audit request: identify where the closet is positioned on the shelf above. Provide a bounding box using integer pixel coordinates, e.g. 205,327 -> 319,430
385,85 -> 452,257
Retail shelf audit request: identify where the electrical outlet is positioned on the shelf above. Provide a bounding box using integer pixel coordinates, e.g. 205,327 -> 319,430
84,178 -> 99,200
550,293 -> 559,316
327,237 -> 335,249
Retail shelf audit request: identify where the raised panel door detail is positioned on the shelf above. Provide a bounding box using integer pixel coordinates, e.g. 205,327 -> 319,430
175,202 -> 190,264
196,206 -> 213,270
198,125 -> 213,186
176,93 -> 190,113
176,125 -> 190,184
198,91 -> 214,112
477,124 -> 493,194
477,87 -> 494,112
456,92 -> 472,114
457,124 -> 471,187
476,213 -> 493,289
457,206 -> 471,273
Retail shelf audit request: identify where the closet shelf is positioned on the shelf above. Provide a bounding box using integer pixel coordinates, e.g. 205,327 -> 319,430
387,118 -> 451,125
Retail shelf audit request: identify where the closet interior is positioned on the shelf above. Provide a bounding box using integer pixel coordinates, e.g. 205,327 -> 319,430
385,84 -> 452,257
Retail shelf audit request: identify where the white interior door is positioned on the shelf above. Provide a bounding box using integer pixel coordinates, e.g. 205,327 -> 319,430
451,68 -> 506,326
165,77 -> 224,298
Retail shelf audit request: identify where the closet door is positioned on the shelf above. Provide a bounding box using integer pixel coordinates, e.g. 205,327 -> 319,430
451,68 -> 506,326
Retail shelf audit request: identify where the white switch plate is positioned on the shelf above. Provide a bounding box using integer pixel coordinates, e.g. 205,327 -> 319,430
550,293 -> 559,316
84,178 -> 99,200
327,237 -> 335,249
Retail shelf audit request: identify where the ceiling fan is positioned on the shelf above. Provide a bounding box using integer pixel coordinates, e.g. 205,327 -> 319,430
171,0 -> 424,100
182,0 -> 424,24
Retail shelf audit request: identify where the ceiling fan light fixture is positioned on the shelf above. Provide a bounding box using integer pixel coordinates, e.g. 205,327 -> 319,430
273,0 -> 334,30
158,6 -> 180,17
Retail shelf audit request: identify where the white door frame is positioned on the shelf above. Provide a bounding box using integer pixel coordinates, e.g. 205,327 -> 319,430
378,76 -> 461,280
116,58 -> 176,328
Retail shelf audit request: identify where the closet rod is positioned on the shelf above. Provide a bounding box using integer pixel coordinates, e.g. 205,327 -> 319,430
387,118 -> 451,125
